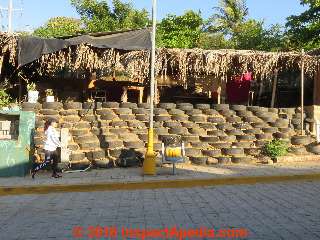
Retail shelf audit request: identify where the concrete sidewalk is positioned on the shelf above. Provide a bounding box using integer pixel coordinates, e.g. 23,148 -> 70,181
1,161 -> 320,196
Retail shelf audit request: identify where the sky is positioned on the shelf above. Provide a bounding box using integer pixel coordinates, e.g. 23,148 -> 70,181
0,0 -> 307,32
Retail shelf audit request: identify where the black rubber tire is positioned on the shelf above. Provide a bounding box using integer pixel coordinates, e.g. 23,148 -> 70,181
226,129 -> 243,136
230,105 -> 247,111
155,128 -> 168,135
190,156 -> 207,165
85,150 -> 106,161
244,129 -> 261,135
62,115 -> 81,123
123,141 -> 144,149
273,132 -> 290,139
207,117 -> 225,124
185,148 -> 202,157
198,122 -> 216,130
260,116 -> 277,123
289,146 -> 307,155
262,127 -> 278,134
218,110 -> 234,117
60,122 -> 72,129
171,115 -> 189,121
164,122 -> 182,128
102,102 -> 119,108
40,109 -> 59,115
219,135 -> 236,142
233,141 -> 254,148
136,114 -> 149,121
189,128 -> 206,135
127,121 -> 145,128
291,118 -> 302,125
255,133 -> 273,140
185,109 -> 203,115
247,106 -> 262,112
154,108 -> 168,115
59,109 -> 82,116
251,122 -> 267,128
182,122 -> 198,128
207,130 -> 225,136
226,116 -> 242,123
236,135 -> 256,141
100,113 -> 116,121
114,108 -> 132,115
70,152 -> 85,161
168,127 -> 188,135
202,149 -> 221,157
104,140 -> 124,149
270,120 -> 289,128
169,109 -> 184,115
213,104 -> 229,111
255,140 -> 269,147
243,116 -> 261,123
195,104 -> 210,110
236,111 -> 253,118
200,136 -> 219,142
155,115 -> 171,122
268,108 -> 279,114
82,115 -> 97,122
182,135 -> 199,142
231,156 -> 252,164
307,144 -> 320,155
190,142 -> 210,148
96,109 -> 114,115
154,121 -> 164,128
210,142 -> 232,148
82,102 -> 96,109
22,102 -> 42,110
202,109 -> 219,115
158,103 -> 176,109
120,102 -> 137,109
137,103 -> 150,109
68,144 -> 79,151
109,149 -> 123,158
42,102 -> 63,110
111,121 -> 127,127
291,135 -> 312,145
177,105 -> 193,111
63,102 -> 82,110
78,109 -> 93,116
216,123 -> 233,131
189,115 -> 206,122
74,122 -> 91,129
133,108 -> 149,115
119,114 -> 135,121
42,115 -> 60,123
223,148 -> 244,156
217,157 -> 231,164
244,148 -> 261,156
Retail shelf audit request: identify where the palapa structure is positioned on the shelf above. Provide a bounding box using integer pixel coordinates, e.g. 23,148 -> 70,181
1,31 -> 320,104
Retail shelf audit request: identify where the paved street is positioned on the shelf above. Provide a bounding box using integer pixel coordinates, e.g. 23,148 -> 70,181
1,180 -> 320,240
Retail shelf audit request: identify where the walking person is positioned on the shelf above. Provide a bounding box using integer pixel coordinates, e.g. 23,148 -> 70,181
31,118 -> 62,179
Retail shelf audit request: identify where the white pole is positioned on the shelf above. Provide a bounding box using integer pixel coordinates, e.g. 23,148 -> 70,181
8,0 -> 13,33
301,49 -> 305,136
150,0 -> 156,132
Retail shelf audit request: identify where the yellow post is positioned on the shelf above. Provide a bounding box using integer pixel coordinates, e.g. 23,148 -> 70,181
143,128 -> 156,175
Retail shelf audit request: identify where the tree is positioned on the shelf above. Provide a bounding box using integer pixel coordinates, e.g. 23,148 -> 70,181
286,0 -> 320,50
157,11 -> 203,48
197,32 -> 233,49
70,0 -> 149,33
208,0 -> 248,35
33,17 -> 82,38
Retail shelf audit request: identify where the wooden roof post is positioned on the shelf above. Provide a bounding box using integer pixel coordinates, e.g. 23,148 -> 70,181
271,69 -> 278,108
301,49 -> 305,136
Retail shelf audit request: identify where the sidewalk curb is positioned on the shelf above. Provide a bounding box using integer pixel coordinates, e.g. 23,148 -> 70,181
1,173 -> 320,196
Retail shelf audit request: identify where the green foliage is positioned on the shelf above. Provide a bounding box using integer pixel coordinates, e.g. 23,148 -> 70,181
264,139 -> 288,159
33,17 -> 83,38
197,32 -> 233,49
26,82 -> 37,91
157,11 -> 203,48
70,0 -> 149,33
208,0 -> 248,35
286,0 -> 320,50
0,89 -> 11,108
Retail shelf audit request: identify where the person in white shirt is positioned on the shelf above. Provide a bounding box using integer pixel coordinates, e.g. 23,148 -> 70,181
32,118 -> 62,179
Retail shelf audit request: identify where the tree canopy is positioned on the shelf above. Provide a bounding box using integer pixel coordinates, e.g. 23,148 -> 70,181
286,0 -> 320,50
70,0 -> 149,33
33,17 -> 83,38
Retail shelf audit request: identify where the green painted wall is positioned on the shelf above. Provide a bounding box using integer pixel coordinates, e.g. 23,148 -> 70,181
0,111 -> 35,177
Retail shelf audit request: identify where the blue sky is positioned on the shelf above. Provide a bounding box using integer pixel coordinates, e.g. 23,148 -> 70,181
0,0 -> 306,32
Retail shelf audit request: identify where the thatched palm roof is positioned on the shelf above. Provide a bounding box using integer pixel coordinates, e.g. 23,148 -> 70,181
1,32 -> 320,85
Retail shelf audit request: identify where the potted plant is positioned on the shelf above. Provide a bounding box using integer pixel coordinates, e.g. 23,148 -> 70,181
45,89 -> 54,102
27,82 -> 38,103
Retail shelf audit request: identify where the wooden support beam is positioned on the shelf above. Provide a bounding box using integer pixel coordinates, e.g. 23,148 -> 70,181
271,70 -> 278,108
301,49 -> 305,136
139,88 -> 144,103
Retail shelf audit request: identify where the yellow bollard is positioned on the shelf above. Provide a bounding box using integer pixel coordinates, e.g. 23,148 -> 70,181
143,128 -> 156,175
